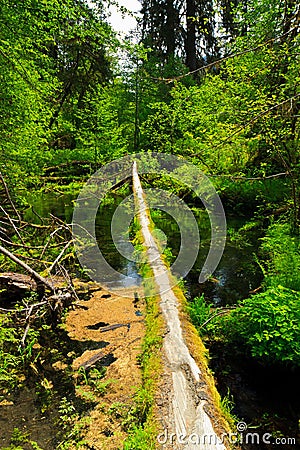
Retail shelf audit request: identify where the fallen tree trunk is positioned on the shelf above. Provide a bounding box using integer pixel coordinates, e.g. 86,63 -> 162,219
0,272 -> 44,301
132,161 -> 228,450
0,244 -> 54,292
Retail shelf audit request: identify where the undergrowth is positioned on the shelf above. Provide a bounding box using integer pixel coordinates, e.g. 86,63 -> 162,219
188,220 -> 300,367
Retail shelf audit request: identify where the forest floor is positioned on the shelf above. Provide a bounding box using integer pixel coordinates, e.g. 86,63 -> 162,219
65,284 -> 146,449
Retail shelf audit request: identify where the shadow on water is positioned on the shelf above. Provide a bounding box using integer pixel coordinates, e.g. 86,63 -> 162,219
0,322 -> 113,449
150,208 -> 263,304
210,342 -> 300,449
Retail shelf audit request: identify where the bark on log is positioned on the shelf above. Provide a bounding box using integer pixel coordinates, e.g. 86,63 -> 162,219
0,272 -> 44,301
78,351 -> 106,370
0,244 -> 54,292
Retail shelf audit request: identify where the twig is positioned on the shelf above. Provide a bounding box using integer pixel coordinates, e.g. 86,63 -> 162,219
49,214 -> 72,231
30,206 -> 44,225
207,172 -> 288,181
199,308 -> 236,329
40,226 -> 65,259
0,237 -> 69,250
48,240 -> 74,274
20,221 -> 51,229
0,172 -> 22,223
0,205 -> 25,245
0,301 -> 47,313
19,304 -> 34,348
54,265 -> 79,302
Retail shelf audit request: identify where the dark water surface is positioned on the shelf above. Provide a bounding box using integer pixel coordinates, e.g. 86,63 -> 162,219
25,190 -> 262,302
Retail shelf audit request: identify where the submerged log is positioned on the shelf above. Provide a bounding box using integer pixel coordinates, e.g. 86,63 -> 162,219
78,351 -> 106,370
0,272 -> 44,301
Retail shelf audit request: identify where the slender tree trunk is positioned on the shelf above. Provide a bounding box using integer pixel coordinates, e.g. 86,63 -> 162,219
134,61 -> 140,151
166,0 -> 176,60
186,0 -> 197,72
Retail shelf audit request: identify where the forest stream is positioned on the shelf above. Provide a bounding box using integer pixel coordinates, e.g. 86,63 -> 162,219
22,189 -> 300,450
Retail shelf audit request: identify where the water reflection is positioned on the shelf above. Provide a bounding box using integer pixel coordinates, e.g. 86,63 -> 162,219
24,191 -> 262,302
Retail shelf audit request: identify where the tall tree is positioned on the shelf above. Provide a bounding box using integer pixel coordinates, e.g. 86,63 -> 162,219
0,0 -> 117,179
140,0 -> 220,73
140,0 -> 182,64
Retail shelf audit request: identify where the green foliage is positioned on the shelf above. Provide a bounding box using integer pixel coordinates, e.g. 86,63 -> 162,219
201,219 -> 300,366
10,427 -> 29,445
219,389 -> 239,426
0,316 -> 23,391
124,424 -> 156,450
259,222 -> 300,290
57,397 -> 77,431
2,428 -> 45,450
218,287 -> 300,365
78,366 -> 113,396
0,0 -> 299,444
0,0 -> 119,186
186,295 -> 213,332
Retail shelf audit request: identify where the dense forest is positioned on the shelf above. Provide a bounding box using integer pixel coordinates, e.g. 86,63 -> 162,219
0,0 -> 299,448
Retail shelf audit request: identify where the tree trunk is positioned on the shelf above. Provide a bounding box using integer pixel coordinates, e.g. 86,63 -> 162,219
166,0 -> 176,59
0,272 -> 44,301
186,0 -> 197,72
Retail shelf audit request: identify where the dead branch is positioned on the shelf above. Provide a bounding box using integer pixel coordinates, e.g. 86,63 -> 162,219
0,205 -> 25,245
19,304 -> 34,348
0,301 -> 48,314
49,214 -> 72,231
0,171 -> 22,223
52,264 -> 79,302
0,244 -> 54,292
40,226 -> 68,259
20,221 -> 51,229
199,308 -> 236,329
99,323 -> 130,333
0,237 -> 69,250
48,240 -> 74,274
207,172 -> 288,181
29,206 -> 44,225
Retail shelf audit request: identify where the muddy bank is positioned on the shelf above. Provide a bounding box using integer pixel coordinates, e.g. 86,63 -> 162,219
0,282 -> 146,449
65,285 -> 146,449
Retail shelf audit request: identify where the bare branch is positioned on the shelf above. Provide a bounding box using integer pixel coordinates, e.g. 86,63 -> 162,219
0,244 -> 54,292
48,240 -> 74,274
0,172 -> 22,223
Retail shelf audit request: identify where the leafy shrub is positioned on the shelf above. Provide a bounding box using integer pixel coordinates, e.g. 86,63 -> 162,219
0,316 -> 22,390
218,286 -> 300,366
259,222 -> 300,291
186,295 -> 213,332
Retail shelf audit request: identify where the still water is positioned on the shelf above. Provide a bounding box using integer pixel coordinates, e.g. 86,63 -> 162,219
24,190 -> 262,303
